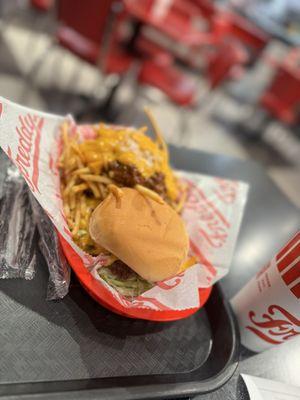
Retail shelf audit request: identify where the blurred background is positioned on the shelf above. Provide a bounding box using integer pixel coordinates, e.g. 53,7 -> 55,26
0,0 -> 299,207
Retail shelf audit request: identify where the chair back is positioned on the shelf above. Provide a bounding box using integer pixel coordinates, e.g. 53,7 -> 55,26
57,0 -> 114,46
206,40 -> 248,89
260,67 -> 300,124
227,12 -> 269,57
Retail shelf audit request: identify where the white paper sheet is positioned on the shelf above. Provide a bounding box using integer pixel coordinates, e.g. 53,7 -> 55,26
242,374 -> 300,400
0,96 -> 249,311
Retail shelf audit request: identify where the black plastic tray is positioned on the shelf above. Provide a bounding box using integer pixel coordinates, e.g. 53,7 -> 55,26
0,264 -> 239,400
0,149 -> 239,399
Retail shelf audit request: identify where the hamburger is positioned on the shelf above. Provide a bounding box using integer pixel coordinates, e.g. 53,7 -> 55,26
89,187 -> 190,296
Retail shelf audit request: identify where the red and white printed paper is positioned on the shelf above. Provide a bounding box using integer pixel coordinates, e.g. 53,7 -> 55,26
0,96 -> 248,311
231,232 -> 300,352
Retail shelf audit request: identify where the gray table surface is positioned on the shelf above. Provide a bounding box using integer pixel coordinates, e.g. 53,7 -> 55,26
168,146 -> 300,400
0,146 -> 299,399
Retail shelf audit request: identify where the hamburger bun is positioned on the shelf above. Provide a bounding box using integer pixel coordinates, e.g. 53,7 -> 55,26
89,188 -> 189,282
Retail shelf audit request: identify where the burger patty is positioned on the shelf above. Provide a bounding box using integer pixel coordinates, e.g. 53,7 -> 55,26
109,260 -> 136,280
105,161 -> 168,199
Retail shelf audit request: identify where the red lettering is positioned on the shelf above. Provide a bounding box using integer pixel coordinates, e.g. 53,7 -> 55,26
16,154 -> 30,175
157,273 -> 184,290
246,305 -> 300,345
199,228 -> 227,248
269,305 -> 300,326
16,123 -> 32,142
133,296 -> 171,311
190,239 -> 217,277
24,114 -> 36,130
184,192 -> 199,208
214,178 -> 238,204
249,310 -> 294,330
19,136 -> 31,154
17,146 -> 30,167
14,113 -> 42,193
199,209 -> 214,222
194,185 -> 230,227
184,180 -> 232,249
31,117 -> 43,193
246,326 -> 282,344
7,146 -> 12,159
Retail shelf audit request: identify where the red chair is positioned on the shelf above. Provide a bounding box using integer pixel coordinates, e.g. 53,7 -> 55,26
124,0 -> 216,48
206,40 -> 249,89
199,11 -> 269,62
259,67 -> 300,125
186,3 -> 269,62
137,58 -> 197,106
134,55 -> 197,137
56,0 -> 133,75
24,0 -> 137,120
56,0 -> 200,115
27,0 -> 134,81
224,12 -> 270,60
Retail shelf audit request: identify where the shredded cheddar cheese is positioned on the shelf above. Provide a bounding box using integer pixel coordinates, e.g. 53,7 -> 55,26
180,257 -> 198,272
78,124 -> 179,202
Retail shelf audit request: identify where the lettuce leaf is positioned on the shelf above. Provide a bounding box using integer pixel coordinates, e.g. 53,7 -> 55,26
98,265 -> 153,297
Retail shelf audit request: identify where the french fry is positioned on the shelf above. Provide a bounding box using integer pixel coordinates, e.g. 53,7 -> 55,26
144,107 -> 169,163
72,204 -> 81,237
86,181 -> 101,198
138,126 -> 148,134
67,217 -> 74,229
70,142 -> 86,163
65,157 -> 78,174
62,122 -> 69,146
63,203 -> 70,218
97,183 -> 104,199
80,174 -> 112,184
72,183 -> 89,194
72,167 -> 90,176
108,184 -> 123,201
135,184 -> 164,205
80,196 -> 86,216
76,156 -> 84,169
69,192 -> 76,210
63,176 -> 77,197
175,186 -> 188,213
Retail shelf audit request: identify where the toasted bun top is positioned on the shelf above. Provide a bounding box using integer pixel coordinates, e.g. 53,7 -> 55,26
89,188 -> 189,282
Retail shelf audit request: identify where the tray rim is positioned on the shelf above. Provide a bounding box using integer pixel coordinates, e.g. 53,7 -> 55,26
0,284 -> 240,399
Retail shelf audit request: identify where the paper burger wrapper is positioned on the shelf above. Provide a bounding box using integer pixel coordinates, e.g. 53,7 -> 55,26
231,232 -> 300,352
0,96 -> 248,312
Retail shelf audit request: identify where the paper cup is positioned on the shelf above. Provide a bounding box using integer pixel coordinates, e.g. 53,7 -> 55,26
231,232 -> 300,352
